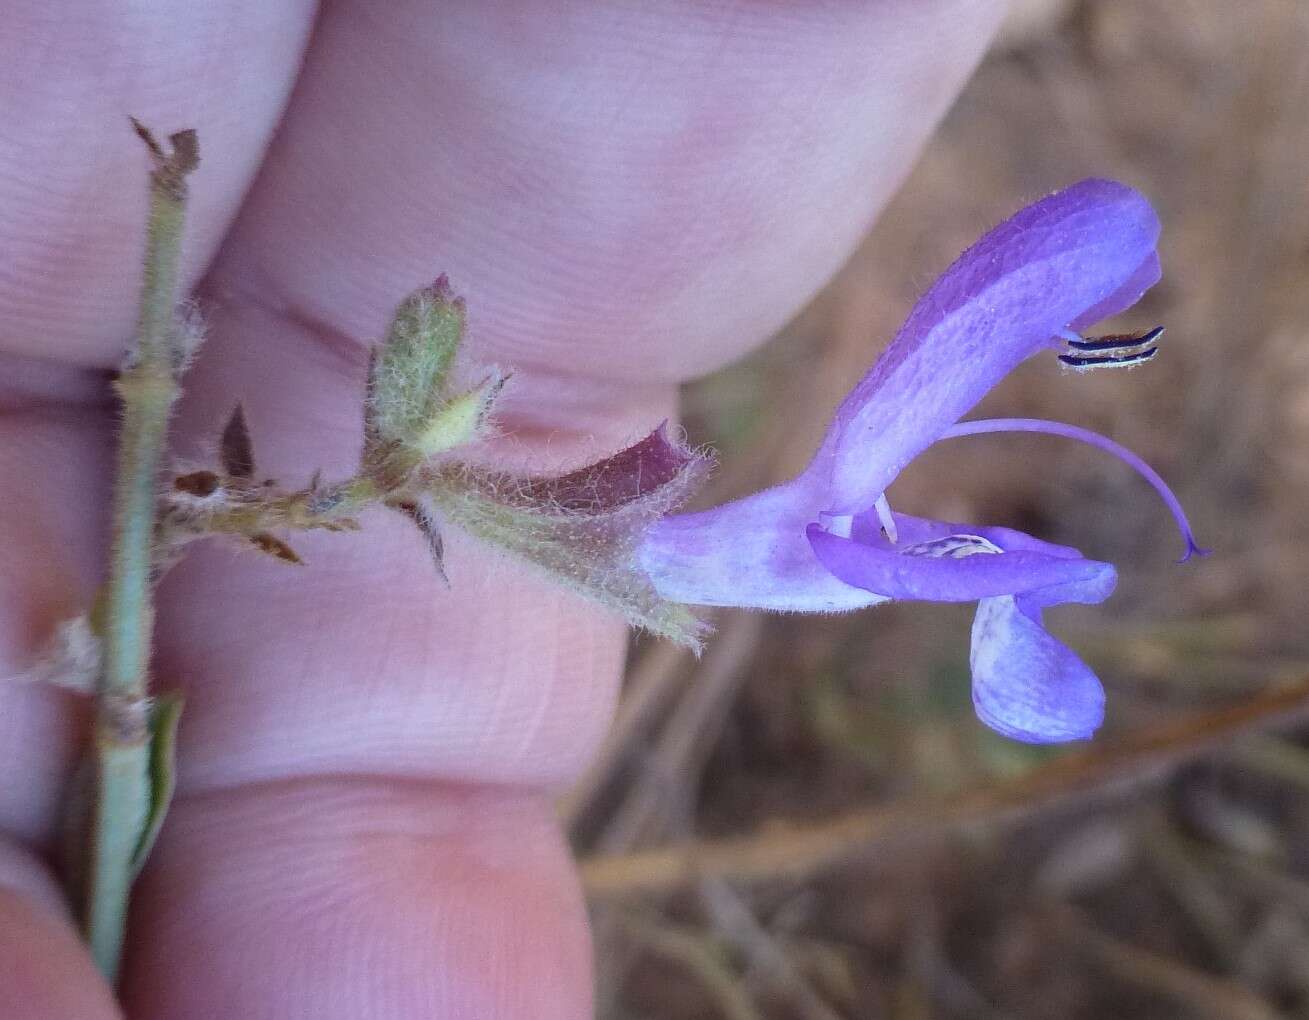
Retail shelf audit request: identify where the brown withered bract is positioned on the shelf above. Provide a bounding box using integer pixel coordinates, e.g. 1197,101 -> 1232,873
129,118 -> 199,202
392,498 -> 448,584
220,403 -> 256,480
249,533 -> 304,565
172,470 -> 221,497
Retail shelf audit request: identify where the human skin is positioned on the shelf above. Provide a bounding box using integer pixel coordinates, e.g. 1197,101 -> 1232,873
0,2 -> 1003,1016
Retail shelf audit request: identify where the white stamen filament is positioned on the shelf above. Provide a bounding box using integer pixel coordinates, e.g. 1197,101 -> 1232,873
873,493 -> 898,543
817,511 -> 853,538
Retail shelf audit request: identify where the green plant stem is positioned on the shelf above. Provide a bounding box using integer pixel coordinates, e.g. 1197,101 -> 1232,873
84,124 -> 197,983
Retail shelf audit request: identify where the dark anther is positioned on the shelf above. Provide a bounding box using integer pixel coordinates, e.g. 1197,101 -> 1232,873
1065,325 -> 1164,352
1060,326 -> 1163,370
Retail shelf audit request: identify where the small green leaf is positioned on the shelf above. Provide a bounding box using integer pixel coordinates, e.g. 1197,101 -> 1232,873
131,693 -> 183,877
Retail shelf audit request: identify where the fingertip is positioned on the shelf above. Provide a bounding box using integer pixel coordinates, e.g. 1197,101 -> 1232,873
214,0 -> 1009,384
0,840 -> 121,1020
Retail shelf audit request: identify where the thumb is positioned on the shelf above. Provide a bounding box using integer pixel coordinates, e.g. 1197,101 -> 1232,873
0,841 -> 120,1020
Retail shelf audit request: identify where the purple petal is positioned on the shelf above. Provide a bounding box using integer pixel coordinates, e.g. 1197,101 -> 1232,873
641,481 -> 884,611
807,523 -> 1116,603
970,595 -> 1106,743
809,179 -> 1161,514
1069,250 -> 1161,332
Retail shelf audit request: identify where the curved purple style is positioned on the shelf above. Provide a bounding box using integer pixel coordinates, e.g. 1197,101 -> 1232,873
642,179 -> 1200,744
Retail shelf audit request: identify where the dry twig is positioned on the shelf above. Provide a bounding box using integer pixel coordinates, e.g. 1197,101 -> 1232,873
699,878 -> 846,1020
1043,901 -> 1282,1020
581,677 -> 1309,896
617,911 -> 763,1020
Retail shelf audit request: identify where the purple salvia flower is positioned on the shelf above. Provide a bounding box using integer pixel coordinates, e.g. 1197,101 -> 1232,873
641,179 -> 1203,744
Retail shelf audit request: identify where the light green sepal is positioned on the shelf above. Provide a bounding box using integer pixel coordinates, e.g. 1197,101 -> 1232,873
411,370 -> 507,457
424,426 -> 714,650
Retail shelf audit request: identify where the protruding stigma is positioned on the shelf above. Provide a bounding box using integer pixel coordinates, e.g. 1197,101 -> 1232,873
940,417 -> 1209,563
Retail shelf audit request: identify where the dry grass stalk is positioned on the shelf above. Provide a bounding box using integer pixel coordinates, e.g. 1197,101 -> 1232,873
582,676 -> 1309,897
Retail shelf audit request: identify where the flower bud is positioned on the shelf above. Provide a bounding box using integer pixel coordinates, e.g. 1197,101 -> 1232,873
367,275 -> 467,448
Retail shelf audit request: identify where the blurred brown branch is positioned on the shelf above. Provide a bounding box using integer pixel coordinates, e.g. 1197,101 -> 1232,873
1042,901 -> 1282,1020
581,676 -> 1309,897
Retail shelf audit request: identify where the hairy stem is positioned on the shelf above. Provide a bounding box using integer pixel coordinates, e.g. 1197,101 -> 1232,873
84,123 -> 198,983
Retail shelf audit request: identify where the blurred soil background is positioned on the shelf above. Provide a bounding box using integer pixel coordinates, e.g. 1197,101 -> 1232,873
564,2 -> 1309,1017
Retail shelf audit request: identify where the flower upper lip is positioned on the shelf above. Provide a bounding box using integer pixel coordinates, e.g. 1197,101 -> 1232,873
639,178 -> 1198,744
814,178 -> 1161,516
